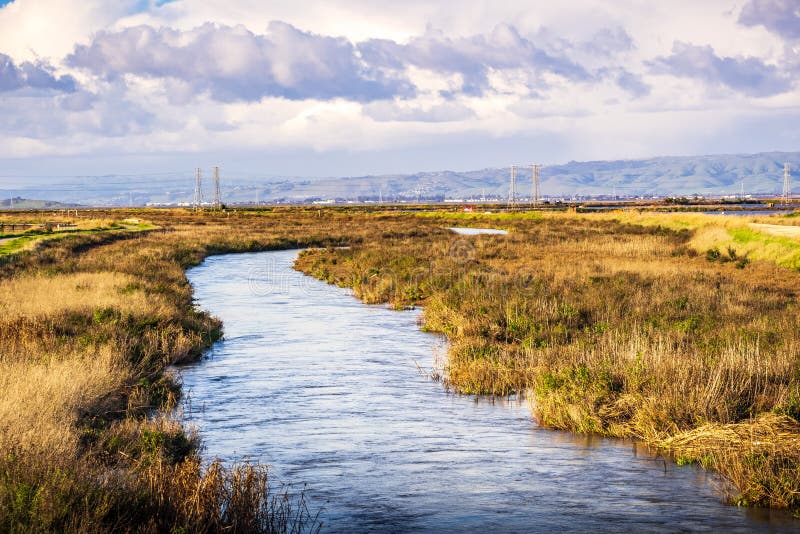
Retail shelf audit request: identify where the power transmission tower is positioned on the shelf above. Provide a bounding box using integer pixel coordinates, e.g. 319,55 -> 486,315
509,164 -> 517,208
212,166 -> 222,209
193,168 -> 203,210
530,164 -> 540,207
783,162 -> 791,204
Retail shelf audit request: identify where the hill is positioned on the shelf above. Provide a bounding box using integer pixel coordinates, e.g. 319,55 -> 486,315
3,151 -> 798,205
0,197 -> 82,210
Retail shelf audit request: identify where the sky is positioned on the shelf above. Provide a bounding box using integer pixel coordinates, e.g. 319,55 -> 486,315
0,0 -> 798,178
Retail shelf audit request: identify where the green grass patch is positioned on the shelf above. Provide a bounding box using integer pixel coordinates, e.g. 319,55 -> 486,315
728,228 -> 800,270
0,236 -> 39,256
0,224 -> 157,258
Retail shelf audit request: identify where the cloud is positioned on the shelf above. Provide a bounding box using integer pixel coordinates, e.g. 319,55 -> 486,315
65,21 -> 617,104
739,0 -> 800,40
613,69 -> 651,97
581,27 -> 634,57
0,0 -> 149,63
59,90 -> 97,111
649,41 -> 793,97
359,24 -> 591,96
0,87 -> 154,139
363,100 -> 475,122
67,22 -> 412,102
0,53 -> 76,93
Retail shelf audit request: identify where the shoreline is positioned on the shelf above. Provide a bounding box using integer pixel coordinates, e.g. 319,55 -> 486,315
1,207 -> 799,531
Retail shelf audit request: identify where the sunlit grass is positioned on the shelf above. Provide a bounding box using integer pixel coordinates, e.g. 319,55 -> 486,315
0,209 -> 358,531
295,209 -> 800,512
0,217 -> 157,257
3,206 -> 800,526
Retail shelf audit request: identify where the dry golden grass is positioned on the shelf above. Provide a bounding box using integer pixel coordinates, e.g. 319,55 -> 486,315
0,272 -> 169,319
563,210 -> 800,270
0,208 -> 381,531
2,206 -> 799,528
660,414 -> 800,509
0,347 -> 128,459
295,209 -> 800,512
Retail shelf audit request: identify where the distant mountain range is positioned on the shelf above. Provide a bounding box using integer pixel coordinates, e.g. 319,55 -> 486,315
2,151 -> 798,206
0,197 -> 82,210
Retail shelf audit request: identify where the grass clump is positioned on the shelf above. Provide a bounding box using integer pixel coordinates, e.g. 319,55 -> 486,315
0,209 -> 383,531
660,414 -> 800,509
294,210 -> 800,512
3,206 -> 800,524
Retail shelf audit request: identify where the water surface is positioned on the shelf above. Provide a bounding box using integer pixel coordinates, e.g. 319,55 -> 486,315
701,210 -> 788,217
447,227 -> 508,235
182,250 -> 794,532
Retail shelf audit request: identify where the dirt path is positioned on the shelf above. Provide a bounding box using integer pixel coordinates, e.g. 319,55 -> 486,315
749,223 -> 800,238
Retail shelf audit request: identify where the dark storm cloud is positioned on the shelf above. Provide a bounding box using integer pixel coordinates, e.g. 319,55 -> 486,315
0,53 -> 77,93
650,41 -> 793,97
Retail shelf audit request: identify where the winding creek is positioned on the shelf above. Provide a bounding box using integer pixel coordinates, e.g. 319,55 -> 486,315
182,249 -> 794,532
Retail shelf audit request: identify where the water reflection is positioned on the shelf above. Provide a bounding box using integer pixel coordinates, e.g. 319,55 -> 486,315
182,250 -> 795,533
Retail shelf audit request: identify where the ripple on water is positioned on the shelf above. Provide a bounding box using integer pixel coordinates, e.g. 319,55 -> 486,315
182,250 -> 797,533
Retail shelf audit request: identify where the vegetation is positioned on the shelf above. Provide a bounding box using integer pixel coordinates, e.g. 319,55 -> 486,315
0,209 -> 370,532
294,209 -> 800,512
0,214 -> 155,258
1,207 -> 800,530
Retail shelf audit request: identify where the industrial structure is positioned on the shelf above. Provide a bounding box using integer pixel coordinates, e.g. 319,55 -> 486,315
193,168 -> 203,210
212,165 -> 222,209
192,166 -> 223,210
783,162 -> 791,204
508,164 -> 517,207
531,164 -> 541,206
508,163 -> 541,208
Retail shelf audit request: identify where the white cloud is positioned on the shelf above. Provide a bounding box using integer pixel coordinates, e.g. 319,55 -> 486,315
0,0 -> 798,173
649,41 -> 793,97
0,53 -> 76,92
363,99 -> 475,122
0,0 -> 140,61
